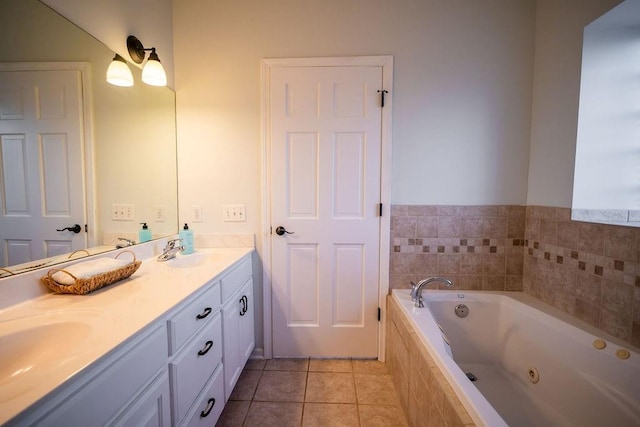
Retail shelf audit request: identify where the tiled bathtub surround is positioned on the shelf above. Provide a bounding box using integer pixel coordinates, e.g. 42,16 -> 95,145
390,205 -> 526,292
386,294 -> 474,426
390,204 -> 640,349
524,206 -> 640,347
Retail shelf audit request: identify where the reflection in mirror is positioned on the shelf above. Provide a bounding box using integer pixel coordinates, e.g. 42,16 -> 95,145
572,0 -> 639,227
0,0 -> 178,275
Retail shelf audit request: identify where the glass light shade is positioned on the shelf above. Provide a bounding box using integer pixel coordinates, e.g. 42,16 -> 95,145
106,55 -> 134,87
142,59 -> 167,87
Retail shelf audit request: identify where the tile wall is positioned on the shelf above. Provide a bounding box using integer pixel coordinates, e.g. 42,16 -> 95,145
523,206 -> 640,347
390,205 -> 640,349
390,205 -> 526,292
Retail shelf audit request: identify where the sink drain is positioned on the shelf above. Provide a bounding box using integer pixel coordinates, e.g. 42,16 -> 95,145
528,367 -> 539,384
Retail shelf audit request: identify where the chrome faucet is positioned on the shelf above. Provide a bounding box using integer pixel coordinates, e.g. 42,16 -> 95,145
157,239 -> 185,261
116,238 -> 136,248
411,277 -> 453,308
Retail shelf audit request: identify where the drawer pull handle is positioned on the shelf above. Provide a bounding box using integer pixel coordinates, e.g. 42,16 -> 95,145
200,398 -> 216,417
240,295 -> 248,316
198,340 -> 214,356
196,307 -> 212,320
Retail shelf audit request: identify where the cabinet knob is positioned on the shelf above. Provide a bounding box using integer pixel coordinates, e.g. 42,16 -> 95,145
200,398 -> 216,417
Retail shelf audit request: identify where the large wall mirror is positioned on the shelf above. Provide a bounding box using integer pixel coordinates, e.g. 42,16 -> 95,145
572,0 -> 639,227
0,0 -> 178,276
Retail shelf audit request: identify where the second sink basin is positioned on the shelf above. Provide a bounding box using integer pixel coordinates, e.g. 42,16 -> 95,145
0,312 -> 95,399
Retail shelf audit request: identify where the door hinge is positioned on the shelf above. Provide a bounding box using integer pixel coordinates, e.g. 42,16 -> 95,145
378,203 -> 383,217
378,307 -> 381,321
377,89 -> 388,107
84,224 -> 88,233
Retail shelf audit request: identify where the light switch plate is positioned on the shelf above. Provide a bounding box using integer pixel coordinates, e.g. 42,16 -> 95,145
112,204 -> 135,221
223,205 -> 246,222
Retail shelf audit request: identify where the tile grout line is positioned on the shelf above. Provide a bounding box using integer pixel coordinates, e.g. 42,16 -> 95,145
243,365 -> 265,426
352,359 -> 363,427
300,357 -> 309,426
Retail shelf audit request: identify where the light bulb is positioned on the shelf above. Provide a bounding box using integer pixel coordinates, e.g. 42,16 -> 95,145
141,49 -> 167,87
106,54 -> 133,87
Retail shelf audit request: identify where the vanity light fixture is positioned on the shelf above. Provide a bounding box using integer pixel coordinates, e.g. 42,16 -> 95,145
127,35 -> 167,87
106,53 -> 134,87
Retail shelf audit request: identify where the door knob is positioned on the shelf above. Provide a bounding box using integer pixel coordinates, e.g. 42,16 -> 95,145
275,226 -> 294,236
56,224 -> 82,233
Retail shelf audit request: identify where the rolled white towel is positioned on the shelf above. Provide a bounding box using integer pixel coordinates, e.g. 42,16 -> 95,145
52,257 -> 130,285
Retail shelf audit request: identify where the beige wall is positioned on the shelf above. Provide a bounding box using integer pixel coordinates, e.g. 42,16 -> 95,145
526,0 -> 622,207
172,0 -> 537,239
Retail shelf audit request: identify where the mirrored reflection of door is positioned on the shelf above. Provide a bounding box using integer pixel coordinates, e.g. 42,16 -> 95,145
0,69 -> 86,267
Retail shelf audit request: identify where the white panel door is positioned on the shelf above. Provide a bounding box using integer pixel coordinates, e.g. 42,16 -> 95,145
270,65 -> 383,357
0,69 -> 86,267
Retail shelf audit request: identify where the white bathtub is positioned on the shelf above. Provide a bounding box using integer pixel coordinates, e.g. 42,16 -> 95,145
391,289 -> 640,427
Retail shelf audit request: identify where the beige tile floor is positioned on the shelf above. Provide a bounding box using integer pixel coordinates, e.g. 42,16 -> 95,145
216,358 -> 409,426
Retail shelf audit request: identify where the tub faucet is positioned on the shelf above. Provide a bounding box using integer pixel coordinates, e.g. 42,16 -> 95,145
412,277 -> 453,308
157,239 -> 185,261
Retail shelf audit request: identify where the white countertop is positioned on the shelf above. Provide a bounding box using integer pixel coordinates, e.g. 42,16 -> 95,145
0,246 -> 253,425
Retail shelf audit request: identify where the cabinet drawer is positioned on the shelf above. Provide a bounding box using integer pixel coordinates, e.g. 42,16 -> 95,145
220,255 -> 252,303
168,282 -> 221,355
169,312 -> 222,425
180,364 -> 225,427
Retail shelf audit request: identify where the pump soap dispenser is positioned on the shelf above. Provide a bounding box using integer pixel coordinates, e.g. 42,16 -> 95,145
139,222 -> 152,243
179,223 -> 194,254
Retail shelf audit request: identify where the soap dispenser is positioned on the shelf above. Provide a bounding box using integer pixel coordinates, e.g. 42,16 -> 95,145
179,223 -> 194,254
138,222 -> 152,243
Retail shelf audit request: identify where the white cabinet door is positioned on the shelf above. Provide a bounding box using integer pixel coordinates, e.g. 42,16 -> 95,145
221,293 -> 241,402
109,371 -> 171,427
221,277 -> 255,402
17,324 -> 167,427
238,278 -> 255,363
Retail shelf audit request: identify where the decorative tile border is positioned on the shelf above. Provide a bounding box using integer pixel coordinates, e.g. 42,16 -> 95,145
525,239 -> 636,285
390,205 -> 525,292
393,238 -> 524,255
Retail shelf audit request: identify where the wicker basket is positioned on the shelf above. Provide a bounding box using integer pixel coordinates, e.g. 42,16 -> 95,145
41,250 -> 142,295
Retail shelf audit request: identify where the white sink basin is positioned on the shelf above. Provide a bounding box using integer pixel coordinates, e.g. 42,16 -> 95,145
0,312 -> 95,398
164,252 -> 211,268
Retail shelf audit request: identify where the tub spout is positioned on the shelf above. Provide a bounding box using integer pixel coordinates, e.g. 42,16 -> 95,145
414,277 -> 453,308
410,281 -> 419,301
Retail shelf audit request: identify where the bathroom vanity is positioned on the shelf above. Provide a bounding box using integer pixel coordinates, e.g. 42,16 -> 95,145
0,245 -> 254,426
